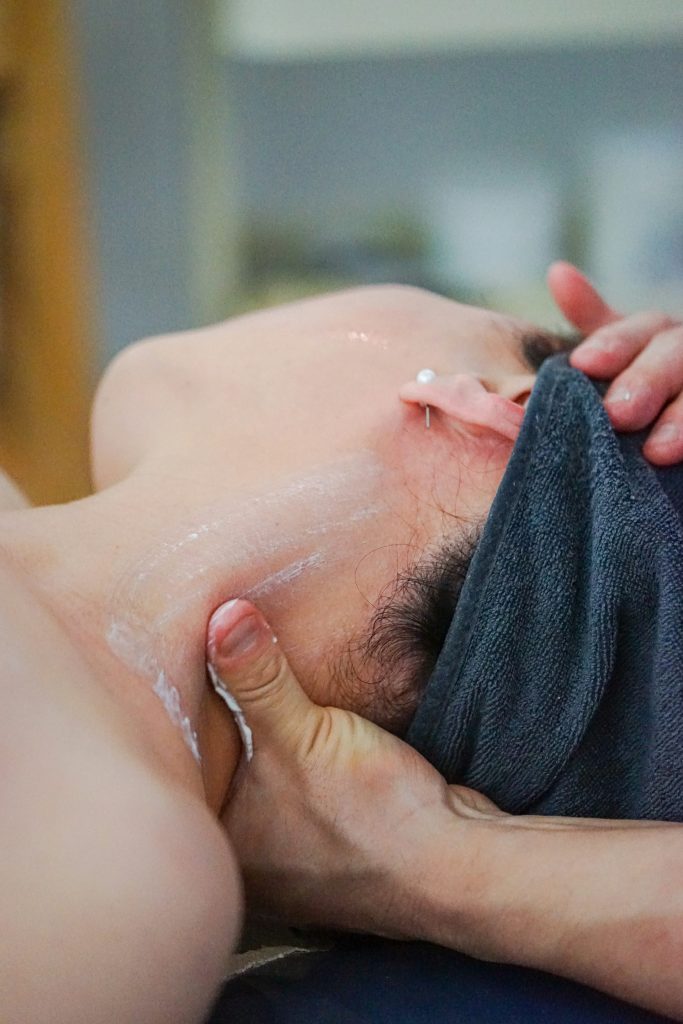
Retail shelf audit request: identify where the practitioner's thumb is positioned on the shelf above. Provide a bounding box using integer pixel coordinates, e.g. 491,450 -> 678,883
206,599 -> 314,755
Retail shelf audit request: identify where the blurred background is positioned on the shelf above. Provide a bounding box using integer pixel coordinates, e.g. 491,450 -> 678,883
1,0 -> 682,502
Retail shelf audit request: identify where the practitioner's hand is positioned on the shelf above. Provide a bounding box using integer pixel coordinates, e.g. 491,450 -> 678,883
548,261 -> 683,465
206,598 -> 504,941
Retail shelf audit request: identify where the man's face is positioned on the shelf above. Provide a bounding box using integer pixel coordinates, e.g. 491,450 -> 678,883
94,285 -> 545,720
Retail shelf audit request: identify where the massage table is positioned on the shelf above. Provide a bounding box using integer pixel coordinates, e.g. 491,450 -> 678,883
206,935 -> 675,1023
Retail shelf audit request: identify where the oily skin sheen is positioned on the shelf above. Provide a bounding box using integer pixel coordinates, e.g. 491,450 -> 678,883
88,285 -> 537,800
0,285 -> 538,828
2,269 -> 683,1022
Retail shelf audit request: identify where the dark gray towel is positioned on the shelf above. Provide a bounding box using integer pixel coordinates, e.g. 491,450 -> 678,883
406,355 -> 683,821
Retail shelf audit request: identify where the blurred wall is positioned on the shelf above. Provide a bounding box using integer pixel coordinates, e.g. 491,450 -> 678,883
230,43 -> 683,218
72,6 -> 683,361
73,0 -> 194,365
228,43 -> 683,318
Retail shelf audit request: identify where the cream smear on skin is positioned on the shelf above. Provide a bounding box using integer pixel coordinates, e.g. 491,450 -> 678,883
107,620 -> 203,764
207,662 -> 254,762
105,453 -> 384,760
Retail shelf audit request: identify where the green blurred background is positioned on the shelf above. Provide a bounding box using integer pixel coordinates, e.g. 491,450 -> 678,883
1,1 -> 682,501
73,0 -> 683,366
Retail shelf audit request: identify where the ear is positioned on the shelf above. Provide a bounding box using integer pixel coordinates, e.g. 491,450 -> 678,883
399,373 -> 532,442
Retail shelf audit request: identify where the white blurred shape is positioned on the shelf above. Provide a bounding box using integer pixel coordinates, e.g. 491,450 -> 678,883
587,129 -> 683,315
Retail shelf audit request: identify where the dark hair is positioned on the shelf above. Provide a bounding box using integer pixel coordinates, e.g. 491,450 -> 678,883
521,328 -> 583,371
328,327 -> 582,734
329,524 -> 483,735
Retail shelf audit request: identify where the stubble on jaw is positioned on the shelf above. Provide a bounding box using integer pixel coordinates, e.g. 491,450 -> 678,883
325,524 -> 483,736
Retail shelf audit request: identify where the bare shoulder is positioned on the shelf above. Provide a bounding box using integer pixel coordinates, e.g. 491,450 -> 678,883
0,558 -> 241,1023
2,752 -> 242,1024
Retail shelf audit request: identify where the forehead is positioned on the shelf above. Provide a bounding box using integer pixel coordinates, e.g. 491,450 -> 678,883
217,284 -> 529,368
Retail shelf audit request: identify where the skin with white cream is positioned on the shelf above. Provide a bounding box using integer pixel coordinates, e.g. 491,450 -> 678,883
0,284 -> 536,812
106,453 -> 386,761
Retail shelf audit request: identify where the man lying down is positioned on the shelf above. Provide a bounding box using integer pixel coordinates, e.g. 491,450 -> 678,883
205,264 -> 683,1021
1,261 -> 682,1023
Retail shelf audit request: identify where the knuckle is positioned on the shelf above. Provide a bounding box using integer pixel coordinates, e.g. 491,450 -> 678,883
584,325 -> 627,355
592,312 -> 675,347
657,324 -> 683,350
269,651 -> 292,695
240,647 -> 289,704
633,310 -> 677,334
589,318 -> 616,337
587,324 -> 619,345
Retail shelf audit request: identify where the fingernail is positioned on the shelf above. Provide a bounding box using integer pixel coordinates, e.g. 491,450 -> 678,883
210,599 -> 261,661
606,386 -> 633,405
222,614 -> 260,659
650,423 -> 680,445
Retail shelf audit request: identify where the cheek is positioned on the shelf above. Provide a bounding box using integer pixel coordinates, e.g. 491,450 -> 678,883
249,507 -> 424,707
386,410 -> 509,540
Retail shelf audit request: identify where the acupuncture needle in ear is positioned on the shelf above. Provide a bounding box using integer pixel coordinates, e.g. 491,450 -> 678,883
415,368 -> 437,428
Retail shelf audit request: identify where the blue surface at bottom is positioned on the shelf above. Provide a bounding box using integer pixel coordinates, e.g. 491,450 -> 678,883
206,936 -> 675,1023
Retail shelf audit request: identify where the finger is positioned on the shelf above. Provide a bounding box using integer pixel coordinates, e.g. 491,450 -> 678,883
603,323 -> 683,432
207,599 -> 315,754
643,390 -> 683,466
547,261 -> 620,335
571,311 -> 678,381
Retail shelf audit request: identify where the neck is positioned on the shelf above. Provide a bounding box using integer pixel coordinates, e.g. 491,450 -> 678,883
0,478 -> 241,814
